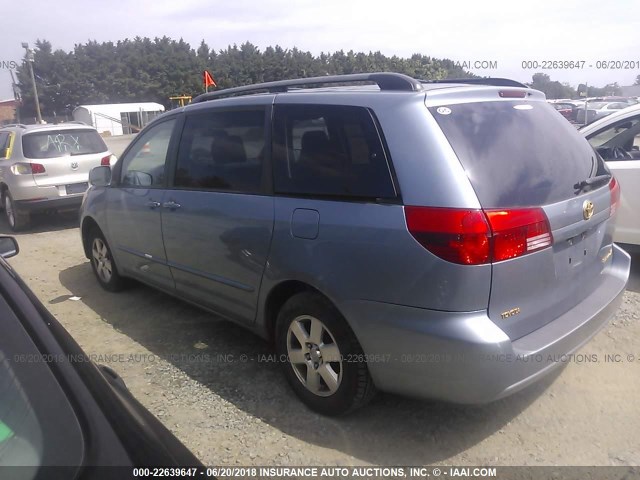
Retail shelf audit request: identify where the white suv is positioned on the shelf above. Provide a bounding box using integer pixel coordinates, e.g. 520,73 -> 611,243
0,123 -> 114,231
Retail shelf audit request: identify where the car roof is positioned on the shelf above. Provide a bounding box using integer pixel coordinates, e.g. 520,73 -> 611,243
186,73 -> 535,109
0,122 -> 96,134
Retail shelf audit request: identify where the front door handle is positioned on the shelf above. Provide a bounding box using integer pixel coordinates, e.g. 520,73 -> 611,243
146,200 -> 161,209
162,201 -> 181,210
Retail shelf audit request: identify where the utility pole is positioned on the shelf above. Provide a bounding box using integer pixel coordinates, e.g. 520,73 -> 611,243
21,42 -> 43,124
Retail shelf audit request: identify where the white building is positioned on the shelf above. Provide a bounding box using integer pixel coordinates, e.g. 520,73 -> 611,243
72,102 -> 165,136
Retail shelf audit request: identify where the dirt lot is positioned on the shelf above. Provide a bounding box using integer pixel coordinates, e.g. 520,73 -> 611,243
4,213 -> 640,467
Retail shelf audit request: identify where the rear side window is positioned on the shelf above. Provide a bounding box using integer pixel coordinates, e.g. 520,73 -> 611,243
174,109 -> 265,193
273,104 -> 396,199
429,101 -> 608,207
22,129 -> 107,159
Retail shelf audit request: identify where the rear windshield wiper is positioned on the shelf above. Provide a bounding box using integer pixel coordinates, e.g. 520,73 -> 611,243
574,174 -> 611,192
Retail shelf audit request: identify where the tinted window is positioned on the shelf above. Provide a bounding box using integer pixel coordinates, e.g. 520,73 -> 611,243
22,129 -> 107,159
174,110 -> 265,193
273,105 -> 396,199
430,101 -> 608,207
121,119 -> 175,187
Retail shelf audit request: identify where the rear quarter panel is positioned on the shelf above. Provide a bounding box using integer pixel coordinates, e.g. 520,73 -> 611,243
257,197 -> 492,334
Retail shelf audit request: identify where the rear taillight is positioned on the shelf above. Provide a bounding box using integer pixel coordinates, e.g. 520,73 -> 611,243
609,176 -> 620,217
404,207 -> 490,265
405,206 -> 552,265
485,209 -> 552,261
101,154 -> 116,166
31,163 -> 46,174
10,162 -> 46,175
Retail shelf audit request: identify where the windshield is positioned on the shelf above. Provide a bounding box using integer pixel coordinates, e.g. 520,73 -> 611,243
22,129 -> 107,159
588,102 -> 607,109
429,100 -> 609,207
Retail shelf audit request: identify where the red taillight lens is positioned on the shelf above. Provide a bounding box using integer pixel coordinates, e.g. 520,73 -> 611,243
101,155 -> 113,166
405,206 -> 552,265
485,209 -> 552,261
609,176 -> 620,217
405,207 -> 491,265
30,163 -> 46,174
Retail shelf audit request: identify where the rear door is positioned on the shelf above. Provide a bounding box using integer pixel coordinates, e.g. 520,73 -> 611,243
430,98 -> 616,339
21,128 -> 109,193
161,105 -> 274,324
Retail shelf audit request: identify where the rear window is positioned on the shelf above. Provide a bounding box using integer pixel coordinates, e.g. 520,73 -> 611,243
430,101 -> 608,207
22,129 -> 107,159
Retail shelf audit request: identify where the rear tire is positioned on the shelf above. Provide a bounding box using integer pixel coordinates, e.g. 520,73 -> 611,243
3,191 -> 30,232
88,228 -> 127,292
275,292 -> 376,415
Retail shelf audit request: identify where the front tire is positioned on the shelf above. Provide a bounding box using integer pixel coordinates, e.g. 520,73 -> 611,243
3,191 -> 30,232
275,292 -> 376,415
88,228 -> 126,292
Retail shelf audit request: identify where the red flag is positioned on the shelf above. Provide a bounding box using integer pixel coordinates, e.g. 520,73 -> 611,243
203,70 -> 216,88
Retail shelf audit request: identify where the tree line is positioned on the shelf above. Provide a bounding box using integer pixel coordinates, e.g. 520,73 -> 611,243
14,37 -> 475,119
529,72 -> 623,99
13,37 -> 632,120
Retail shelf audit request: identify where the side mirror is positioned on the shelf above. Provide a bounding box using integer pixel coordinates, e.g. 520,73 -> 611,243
89,166 -> 112,187
0,236 -> 19,258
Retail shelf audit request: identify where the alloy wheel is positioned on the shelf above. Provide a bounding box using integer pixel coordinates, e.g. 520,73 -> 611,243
286,315 -> 343,397
92,238 -> 113,283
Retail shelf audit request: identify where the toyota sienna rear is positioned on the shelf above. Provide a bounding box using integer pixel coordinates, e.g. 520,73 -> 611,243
80,73 -> 631,415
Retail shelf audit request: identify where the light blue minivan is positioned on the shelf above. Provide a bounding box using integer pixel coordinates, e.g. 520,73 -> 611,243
80,73 -> 630,415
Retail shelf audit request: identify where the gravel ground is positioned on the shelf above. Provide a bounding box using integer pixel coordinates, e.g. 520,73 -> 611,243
3,210 -> 639,468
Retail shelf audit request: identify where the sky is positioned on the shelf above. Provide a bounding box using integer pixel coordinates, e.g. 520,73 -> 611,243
2,0 -> 640,101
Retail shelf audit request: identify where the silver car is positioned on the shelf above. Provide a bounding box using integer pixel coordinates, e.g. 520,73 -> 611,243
80,73 -> 630,415
0,123 -> 114,231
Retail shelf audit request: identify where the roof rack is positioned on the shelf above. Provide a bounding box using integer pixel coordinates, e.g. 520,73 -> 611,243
422,78 -> 528,88
2,123 -> 27,129
192,72 -> 423,103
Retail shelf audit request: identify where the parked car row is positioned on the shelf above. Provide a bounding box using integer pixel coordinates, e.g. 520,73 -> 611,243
549,97 -> 639,125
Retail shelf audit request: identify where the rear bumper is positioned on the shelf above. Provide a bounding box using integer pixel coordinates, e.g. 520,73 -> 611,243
341,244 -> 631,403
14,195 -> 84,214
